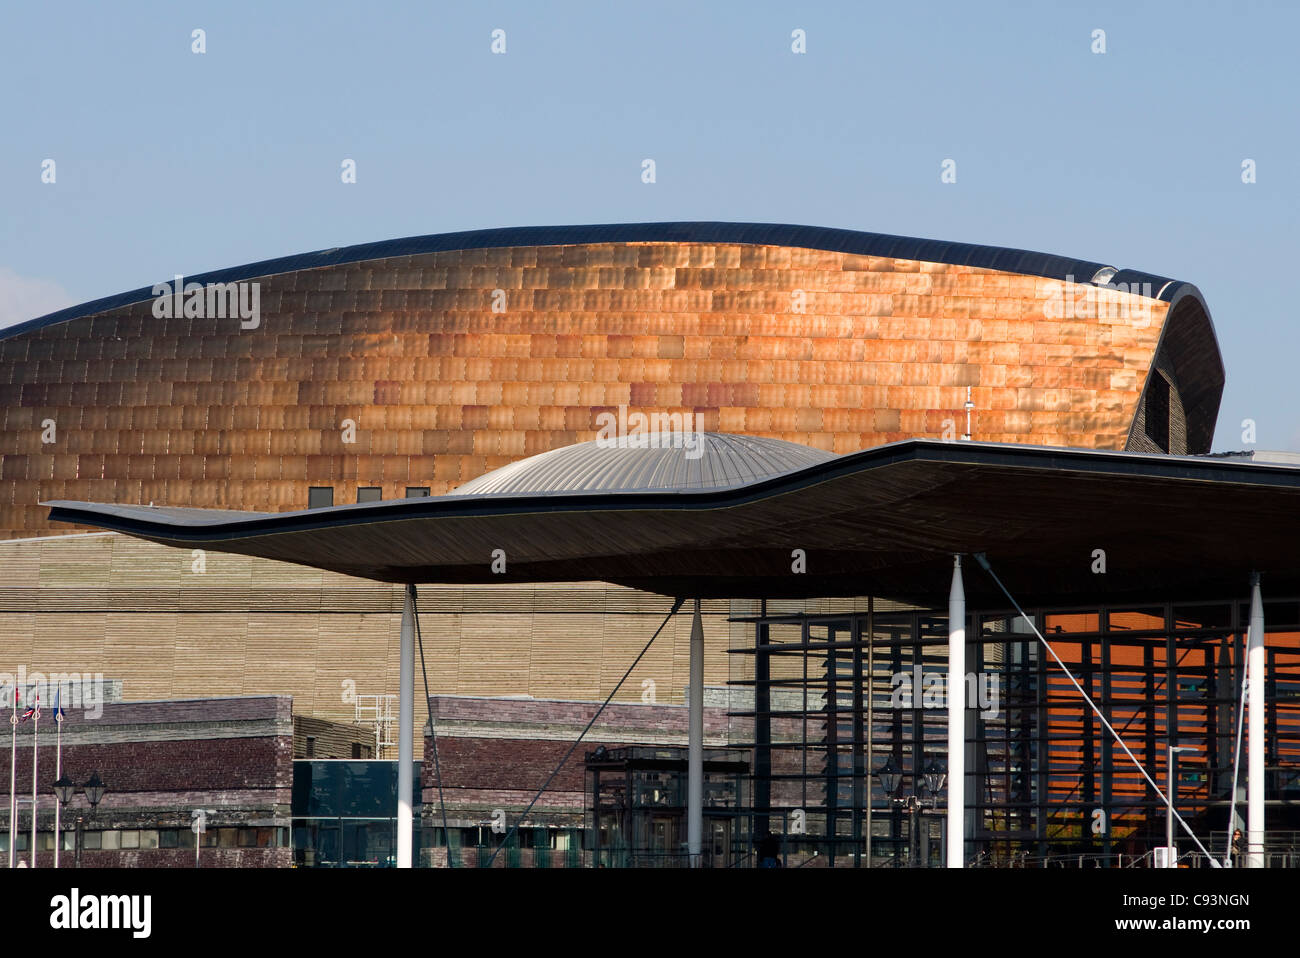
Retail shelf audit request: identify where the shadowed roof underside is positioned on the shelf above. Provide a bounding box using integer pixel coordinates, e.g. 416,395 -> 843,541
45,439 -> 1300,608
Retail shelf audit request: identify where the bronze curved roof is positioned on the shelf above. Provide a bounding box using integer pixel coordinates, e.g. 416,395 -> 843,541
4,221 -> 1203,341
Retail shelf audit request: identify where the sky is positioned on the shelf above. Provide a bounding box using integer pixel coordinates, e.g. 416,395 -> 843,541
1,0 -> 1296,451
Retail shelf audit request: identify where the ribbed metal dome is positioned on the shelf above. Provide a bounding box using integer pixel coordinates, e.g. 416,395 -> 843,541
452,433 -> 838,496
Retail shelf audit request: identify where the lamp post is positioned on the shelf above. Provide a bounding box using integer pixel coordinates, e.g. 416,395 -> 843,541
51,772 -> 105,868
1165,746 -> 1195,868
879,757 -> 946,866
52,775 -> 73,868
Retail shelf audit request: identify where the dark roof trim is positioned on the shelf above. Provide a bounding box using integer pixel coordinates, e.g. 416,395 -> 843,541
44,438 -> 1300,546
1125,284 -> 1226,455
6,222 -> 1190,341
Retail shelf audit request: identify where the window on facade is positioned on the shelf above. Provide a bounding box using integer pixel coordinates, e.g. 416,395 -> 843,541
218,828 -> 238,849
308,487 -> 334,509
120,830 -> 140,849
357,487 -> 382,503
351,743 -> 363,759
1144,373 -> 1171,452
159,829 -> 179,848
305,735 -> 316,757
405,487 -> 431,498
83,831 -> 103,850
140,830 -> 160,849
238,828 -> 258,848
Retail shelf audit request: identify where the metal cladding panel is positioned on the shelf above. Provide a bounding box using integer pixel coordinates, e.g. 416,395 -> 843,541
453,433 -> 835,495
0,227 -> 1218,539
4,222 -> 1172,342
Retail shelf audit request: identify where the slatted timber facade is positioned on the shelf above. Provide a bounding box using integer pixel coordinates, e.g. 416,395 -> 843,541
0,532 -> 754,728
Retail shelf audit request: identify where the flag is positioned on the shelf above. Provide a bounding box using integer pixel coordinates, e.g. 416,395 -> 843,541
19,693 -> 37,723
53,687 -> 64,722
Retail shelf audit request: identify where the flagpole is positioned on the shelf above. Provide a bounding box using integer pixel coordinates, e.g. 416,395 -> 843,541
30,692 -> 39,869
53,687 -> 62,869
8,683 -> 15,869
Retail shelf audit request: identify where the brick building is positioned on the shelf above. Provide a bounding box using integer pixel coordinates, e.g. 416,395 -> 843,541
0,695 -> 366,867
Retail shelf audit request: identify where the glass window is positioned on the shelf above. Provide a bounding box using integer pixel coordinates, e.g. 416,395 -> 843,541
159,829 -> 179,849
238,828 -> 257,848
120,830 -> 140,849
140,829 -> 159,849
218,828 -> 238,848
357,487 -> 382,503
308,487 -> 334,509
405,487 -> 430,498
83,830 -> 103,850
1109,608 -> 1165,631
1173,604 -> 1232,630
291,760 -> 422,818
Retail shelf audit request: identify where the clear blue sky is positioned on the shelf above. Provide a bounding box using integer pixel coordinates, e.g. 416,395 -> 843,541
2,1 -> 1296,450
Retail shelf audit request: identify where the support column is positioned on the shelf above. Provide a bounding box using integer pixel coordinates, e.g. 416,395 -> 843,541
1247,573 -> 1265,868
754,615 -> 771,846
947,555 -> 965,869
397,583 -> 416,869
688,598 -> 704,866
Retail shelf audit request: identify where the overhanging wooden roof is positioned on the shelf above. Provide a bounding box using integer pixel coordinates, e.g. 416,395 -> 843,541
44,440 -> 1300,608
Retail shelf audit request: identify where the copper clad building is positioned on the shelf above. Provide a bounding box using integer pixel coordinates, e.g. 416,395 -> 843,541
0,222 -> 1222,539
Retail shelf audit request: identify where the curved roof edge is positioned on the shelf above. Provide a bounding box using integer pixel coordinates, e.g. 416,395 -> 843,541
1124,283 -> 1225,455
4,222 -> 1194,341
40,438 -> 1300,603
43,437 -> 1300,544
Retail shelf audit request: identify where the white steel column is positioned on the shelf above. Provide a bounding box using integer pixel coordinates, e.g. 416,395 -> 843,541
397,583 -> 415,869
687,598 -> 704,866
947,555 -> 965,869
1247,573 -> 1265,868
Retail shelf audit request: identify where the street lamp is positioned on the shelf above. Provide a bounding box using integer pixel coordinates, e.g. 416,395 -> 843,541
52,775 -> 75,806
878,757 -> 945,866
84,773 -> 106,808
1165,746 -> 1195,868
922,759 -> 947,796
51,772 -> 106,868
52,775 -> 74,867
879,757 -> 902,796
